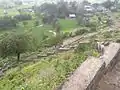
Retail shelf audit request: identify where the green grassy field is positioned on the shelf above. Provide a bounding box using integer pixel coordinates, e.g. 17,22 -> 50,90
59,19 -> 78,32
0,51 -> 86,90
0,8 -> 19,17
0,5 -> 78,38
0,18 -> 78,41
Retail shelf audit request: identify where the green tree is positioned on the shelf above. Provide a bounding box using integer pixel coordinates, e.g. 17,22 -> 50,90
39,3 -> 58,16
69,1 -> 77,13
0,33 -> 30,61
102,0 -> 114,9
57,1 -> 69,18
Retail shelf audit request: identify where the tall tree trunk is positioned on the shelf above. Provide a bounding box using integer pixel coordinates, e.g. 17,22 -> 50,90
17,53 -> 20,62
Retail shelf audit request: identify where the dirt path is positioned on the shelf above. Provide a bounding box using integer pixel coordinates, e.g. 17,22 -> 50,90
62,28 -> 110,48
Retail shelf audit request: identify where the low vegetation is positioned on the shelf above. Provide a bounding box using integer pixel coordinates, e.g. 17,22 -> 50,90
0,0 -> 119,90
0,42 -> 98,90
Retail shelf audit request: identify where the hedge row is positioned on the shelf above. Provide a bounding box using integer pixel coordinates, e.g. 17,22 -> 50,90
0,14 -> 32,29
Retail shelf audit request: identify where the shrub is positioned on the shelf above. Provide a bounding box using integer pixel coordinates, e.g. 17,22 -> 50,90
116,39 -> 120,43
62,32 -> 71,39
76,16 -> 84,25
85,21 -> 97,32
55,22 -> 61,34
91,50 -> 100,57
42,15 -> 55,24
14,14 -> 32,21
70,31 -> 76,37
0,16 -> 17,29
44,35 -> 63,47
23,21 -> 28,27
34,20 -> 39,26
74,43 -> 91,53
104,32 -> 112,38
58,15 -> 65,19
74,27 -> 90,36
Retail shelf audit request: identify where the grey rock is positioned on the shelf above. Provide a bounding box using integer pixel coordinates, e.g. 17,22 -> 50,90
37,54 -> 47,58
58,48 -> 70,51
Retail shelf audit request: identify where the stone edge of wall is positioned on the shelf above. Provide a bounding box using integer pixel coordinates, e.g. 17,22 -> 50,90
57,43 -> 120,90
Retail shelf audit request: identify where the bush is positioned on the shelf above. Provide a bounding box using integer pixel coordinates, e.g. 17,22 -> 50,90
42,15 -> 55,24
62,32 -> 71,39
44,35 -> 63,47
23,21 -> 28,27
52,18 -> 58,28
104,32 -> 112,38
76,16 -> 84,25
116,39 -> 120,43
58,15 -> 65,19
70,31 -> 76,37
85,21 -> 97,32
14,14 -> 32,21
55,22 -> 61,34
74,43 -> 91,53
0,16 -> 17,29
34,20 -> 39,26
74,27 -> 90,36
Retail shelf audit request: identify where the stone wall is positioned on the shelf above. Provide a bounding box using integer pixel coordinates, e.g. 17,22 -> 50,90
58,43 -> 120,90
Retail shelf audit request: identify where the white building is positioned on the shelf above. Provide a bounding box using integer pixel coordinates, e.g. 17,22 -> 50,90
69,14 -> 76,18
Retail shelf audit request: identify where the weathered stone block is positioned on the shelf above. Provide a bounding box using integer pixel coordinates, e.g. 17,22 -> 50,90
60,57 -> 105,90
